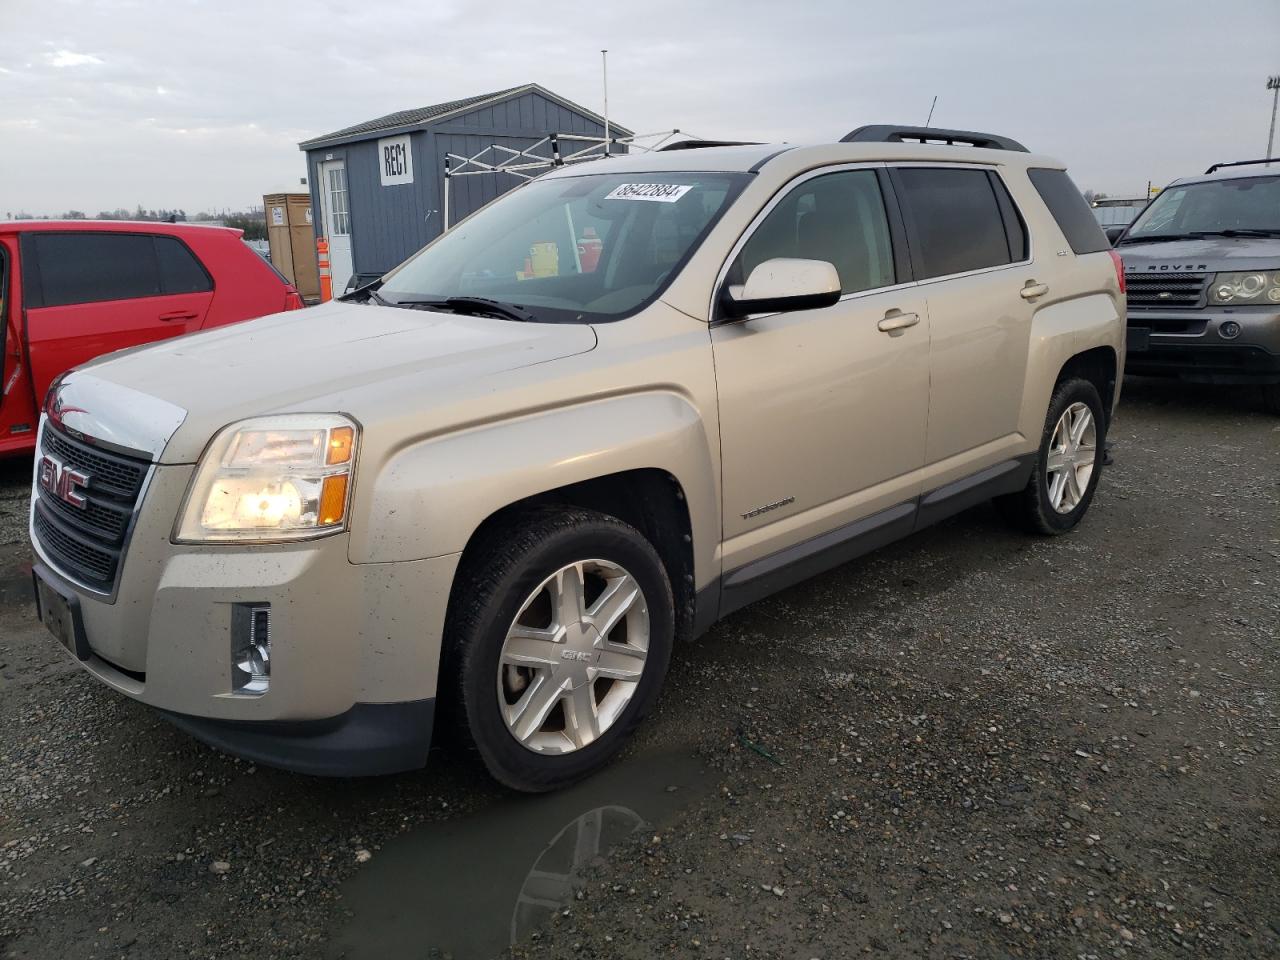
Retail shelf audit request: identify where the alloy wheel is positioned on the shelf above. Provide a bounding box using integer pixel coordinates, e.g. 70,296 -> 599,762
1045,401 -> 1097,514
496,559 -> 650,754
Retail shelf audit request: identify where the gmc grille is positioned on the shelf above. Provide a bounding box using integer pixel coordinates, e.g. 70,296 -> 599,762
1125,272 -> 1209,310
33,424 -> 150,593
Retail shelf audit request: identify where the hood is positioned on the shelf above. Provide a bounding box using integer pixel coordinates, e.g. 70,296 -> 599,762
1117,236 -> 1280,273
70,300 -> 597,462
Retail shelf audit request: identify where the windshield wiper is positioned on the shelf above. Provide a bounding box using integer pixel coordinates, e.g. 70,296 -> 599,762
1120,228 -> 1280,245
340,277 -> 390,305
1187,228 -> 1280,239
386,296 -> 537,322
1117,233 -> 1200,245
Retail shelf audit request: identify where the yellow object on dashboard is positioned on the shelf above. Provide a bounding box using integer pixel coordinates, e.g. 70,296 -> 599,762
529,241 -> 559,278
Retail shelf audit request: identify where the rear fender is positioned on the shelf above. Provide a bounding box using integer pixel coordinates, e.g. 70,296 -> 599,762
1019,291 -> 1123,438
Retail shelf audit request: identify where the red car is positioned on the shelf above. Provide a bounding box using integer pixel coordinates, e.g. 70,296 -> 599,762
0,220 -> 303,456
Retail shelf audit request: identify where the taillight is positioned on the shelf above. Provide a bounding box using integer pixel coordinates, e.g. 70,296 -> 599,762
284,289 -> 304,311
1108,250 -> 1125,294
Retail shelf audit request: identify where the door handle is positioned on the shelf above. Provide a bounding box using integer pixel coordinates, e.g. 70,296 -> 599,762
877,310 -> 920,333
158,311 -> 198,322
1020,281 -> 1049,301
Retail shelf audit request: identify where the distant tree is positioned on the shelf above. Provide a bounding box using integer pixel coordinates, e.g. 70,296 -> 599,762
1082,189 -> 1108,203
224,213 -> 266,241
62,210 -> 87,219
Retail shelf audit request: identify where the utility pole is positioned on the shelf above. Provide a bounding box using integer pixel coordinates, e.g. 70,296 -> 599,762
601,50 -> 610,157
1267,75 -> 1280,165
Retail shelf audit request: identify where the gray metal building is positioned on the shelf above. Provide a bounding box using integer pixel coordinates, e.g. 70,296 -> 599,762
297,83 -> 631,292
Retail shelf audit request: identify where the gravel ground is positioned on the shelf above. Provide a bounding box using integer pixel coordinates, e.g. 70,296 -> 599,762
1,376 -> 1276,960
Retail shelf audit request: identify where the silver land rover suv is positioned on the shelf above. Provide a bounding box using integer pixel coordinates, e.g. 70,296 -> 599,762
30,125 -> 1125,791
1115,159 -> 1280,411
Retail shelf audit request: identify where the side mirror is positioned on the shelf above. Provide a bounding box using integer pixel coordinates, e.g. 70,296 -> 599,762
1104,225 -> 1126,246
721,258 -> 841,319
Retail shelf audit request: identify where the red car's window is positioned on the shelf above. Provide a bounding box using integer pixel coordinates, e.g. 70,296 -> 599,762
155,236 -> 213,294
25,232 -> 211,308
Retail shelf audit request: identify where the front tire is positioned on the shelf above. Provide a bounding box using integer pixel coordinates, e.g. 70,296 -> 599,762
998,378 -> 1106,535
444,508 -> 674,792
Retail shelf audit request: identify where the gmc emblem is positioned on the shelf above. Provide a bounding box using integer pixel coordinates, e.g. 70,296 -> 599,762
38,455 -> 90,510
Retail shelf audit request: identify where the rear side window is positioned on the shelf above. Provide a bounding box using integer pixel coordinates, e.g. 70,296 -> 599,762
24,233 -> 212,307
892,168 -> 1023,279
1027,168 -> 1110,254
155,236 -> 212,294
731,169 -> 896,295
29,233 -> 161,307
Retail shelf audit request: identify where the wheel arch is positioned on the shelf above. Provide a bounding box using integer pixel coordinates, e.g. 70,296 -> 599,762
1056,345 -> 1118,426
453,468 -> 698,644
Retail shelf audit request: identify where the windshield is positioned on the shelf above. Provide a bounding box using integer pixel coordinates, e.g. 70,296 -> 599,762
377,171 -> 747,322
1124,175 -> 1280,240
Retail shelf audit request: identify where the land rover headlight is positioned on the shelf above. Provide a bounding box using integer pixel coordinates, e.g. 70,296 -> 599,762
1209,271 -> 1280,304
176,414 -> 359,543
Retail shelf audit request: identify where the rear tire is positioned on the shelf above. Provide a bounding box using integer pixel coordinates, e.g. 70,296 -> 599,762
997,378 -> 1106,535
444,507 -> 674,792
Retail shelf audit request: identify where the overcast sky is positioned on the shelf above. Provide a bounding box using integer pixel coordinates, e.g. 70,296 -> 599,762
2,0 -> 1277,216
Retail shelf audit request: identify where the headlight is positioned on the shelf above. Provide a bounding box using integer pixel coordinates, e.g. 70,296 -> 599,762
1208,271 -> 1280,304
176,414 -> 359,543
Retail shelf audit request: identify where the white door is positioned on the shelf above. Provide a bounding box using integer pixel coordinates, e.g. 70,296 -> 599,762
318,160 -> 353,293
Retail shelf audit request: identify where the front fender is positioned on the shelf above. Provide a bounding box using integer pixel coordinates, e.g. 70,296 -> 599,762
347,390 -> 719,580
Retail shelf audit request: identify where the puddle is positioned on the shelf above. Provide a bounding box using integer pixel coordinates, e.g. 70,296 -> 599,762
326,749 -> 711,960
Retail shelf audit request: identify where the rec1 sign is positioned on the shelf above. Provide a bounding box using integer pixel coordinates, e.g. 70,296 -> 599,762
378,134 -> 414,187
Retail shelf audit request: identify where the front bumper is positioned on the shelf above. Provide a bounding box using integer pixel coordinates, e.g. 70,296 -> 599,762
1126,307 -> 1280,383
157,699 -> 435,777
34,462 -> 461,775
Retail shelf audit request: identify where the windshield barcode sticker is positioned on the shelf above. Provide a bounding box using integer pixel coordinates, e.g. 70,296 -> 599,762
605,183 -> 694,203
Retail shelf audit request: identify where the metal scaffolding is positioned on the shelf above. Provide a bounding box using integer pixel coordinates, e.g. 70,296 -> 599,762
442,129 -> 701,229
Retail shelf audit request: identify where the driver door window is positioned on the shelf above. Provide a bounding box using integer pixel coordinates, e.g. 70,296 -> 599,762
729,169 -> 896,295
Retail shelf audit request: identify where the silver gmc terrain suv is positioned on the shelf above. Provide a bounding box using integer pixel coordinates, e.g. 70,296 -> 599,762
31,125 -> 1125,791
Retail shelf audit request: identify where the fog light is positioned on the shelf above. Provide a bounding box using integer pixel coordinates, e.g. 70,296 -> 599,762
231,603 -> 271,694
1219,320 -> 1242,340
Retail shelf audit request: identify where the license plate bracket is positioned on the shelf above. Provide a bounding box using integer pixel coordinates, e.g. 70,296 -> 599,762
1127,327 -> 1151,352
32,565 -> 91,661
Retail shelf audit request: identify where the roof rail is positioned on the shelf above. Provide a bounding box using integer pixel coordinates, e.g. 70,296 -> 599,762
842,125 -> 1028,153
658,139 -> 762,151
1203,158 -> 1279,174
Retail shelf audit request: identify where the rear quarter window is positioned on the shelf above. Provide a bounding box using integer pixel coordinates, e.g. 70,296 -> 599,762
155,236 -> 213,294
1027,168 -> 1110,254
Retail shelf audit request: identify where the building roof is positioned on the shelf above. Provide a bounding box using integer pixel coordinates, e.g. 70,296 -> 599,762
298,83 -> 633,150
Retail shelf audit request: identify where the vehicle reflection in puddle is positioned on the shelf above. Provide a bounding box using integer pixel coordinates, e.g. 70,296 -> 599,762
327,749 -> 710,960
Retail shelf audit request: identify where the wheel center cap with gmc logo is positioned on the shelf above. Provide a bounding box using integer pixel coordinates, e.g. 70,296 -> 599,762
555,621 -> 602,685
